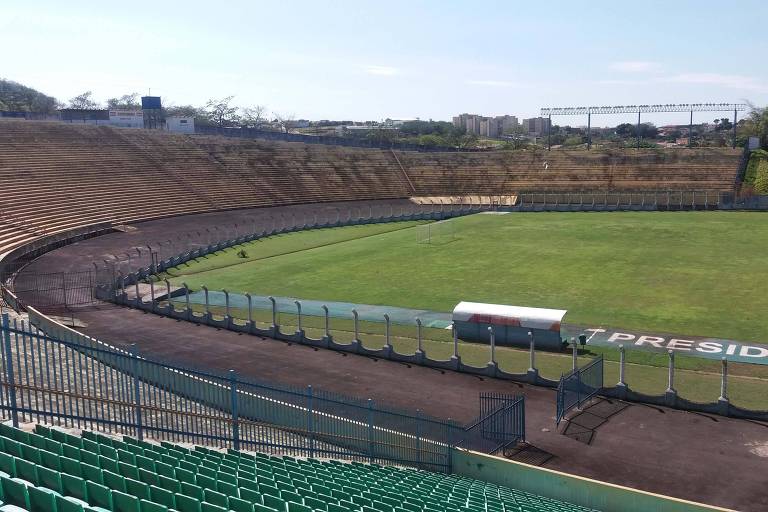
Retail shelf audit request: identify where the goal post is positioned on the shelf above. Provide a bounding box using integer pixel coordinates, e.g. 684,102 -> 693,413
416,220 -> 457,245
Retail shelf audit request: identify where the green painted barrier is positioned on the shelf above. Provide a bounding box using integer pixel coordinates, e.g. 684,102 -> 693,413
451,449 -> 734,512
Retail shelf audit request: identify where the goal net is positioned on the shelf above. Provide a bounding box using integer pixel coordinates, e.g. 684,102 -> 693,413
416,220 -> 457,245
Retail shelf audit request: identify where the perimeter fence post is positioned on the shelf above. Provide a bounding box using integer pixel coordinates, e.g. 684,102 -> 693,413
245,293 -> 253,327
665,350 -> 677,405
352,309 -> 360,346
321,305 -> 330,343
384,314 -> 391,352
527,331 -> 538,381
416,318 -> 423,360
571,337 -> 577,371
718,358 -> 729,414
487,326 -> 496,369
295,300 -> 303,339
269,296 -> 278,335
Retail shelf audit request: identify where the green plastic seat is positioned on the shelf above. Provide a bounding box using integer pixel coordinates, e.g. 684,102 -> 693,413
239,487 -> 262,505
157,475 -> 180,494
81,462 -> 102,484
305,496 -> 328,511
99,456 -> 119,474
217,479 -> 238,498
262,494 -> 287,512
103,470 -> 126,492
113,490 -> 141,512
85,481 -> 113,511
181,482 -> 204,501
28,486 -> 57,512
137,468 -> 158,487
62,445 -> 81,462
61,474 -> 88,502
280,491 -> 302,504
175,493 -> 203,512
205,488 -> 230,507
135,455 -> 155,472
38,466 -> 63,494
56,495 -> 86,512
229,496 -> 255,512
254,504 -> 281,512
119,461 -> 140,481
0,476 -> 29,509
80,451 -> 99,468
194,473 -> 216,491
140,498 -> 168,512
125,478 -> 150,500
149,485 -> 176,509
0,452 -> 16,476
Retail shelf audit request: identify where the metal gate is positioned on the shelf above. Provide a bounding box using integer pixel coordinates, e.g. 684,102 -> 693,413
556,355 -> 604,425
10,271 -> 97,309
459,393 -> 525,454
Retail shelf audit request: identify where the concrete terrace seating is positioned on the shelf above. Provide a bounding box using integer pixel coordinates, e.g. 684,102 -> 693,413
0,121 -> 414,258
0,423 -> 598,512
395,148 -> 741,196
0,120 -> 741,261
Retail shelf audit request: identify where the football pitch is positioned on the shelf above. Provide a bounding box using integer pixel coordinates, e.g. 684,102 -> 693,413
165,211 -> 768,344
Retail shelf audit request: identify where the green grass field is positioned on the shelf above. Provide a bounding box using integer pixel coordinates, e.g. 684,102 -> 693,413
156,211 -> 768,410
164,211 -> 768,343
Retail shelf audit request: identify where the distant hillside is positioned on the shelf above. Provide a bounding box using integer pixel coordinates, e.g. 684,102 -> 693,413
0,79 -> 57,113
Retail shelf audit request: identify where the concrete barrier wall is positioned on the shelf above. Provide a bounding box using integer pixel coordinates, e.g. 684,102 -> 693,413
451,449 -> 735,512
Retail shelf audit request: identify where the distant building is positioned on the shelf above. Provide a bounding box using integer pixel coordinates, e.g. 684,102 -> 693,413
166,116 -> 195,134
453,113 -> 518,138
108,110 -> 143,129
522,117 -> 551,137
59,109 -> 110,124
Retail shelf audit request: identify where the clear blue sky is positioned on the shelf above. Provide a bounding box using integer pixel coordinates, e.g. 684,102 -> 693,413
2,1 -> 767,125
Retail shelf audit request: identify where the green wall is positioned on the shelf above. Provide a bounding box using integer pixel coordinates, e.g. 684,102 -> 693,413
451,449 -> 734,512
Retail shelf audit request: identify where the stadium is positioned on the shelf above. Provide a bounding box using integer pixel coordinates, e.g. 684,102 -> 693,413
0,110 -> 766,512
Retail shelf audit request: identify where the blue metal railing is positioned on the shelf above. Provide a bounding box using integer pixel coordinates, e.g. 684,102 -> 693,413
0,313 -> 460,472
556,356 -> 604,425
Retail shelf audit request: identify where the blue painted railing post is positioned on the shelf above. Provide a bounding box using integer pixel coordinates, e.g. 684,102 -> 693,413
367,398 -> 375,463
129,343 -> 143,441
230,370 -> 240,451
307,385 -> 315,458
416,409 -> 422,468
1,314 -> 19,427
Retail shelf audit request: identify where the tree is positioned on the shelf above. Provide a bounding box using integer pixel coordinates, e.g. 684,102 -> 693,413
204,96 -> 239,127
740,103 -> 768,148
714,117 -> 732,131
272,112 -> 295,133
106,93 -> 140,110
240,105 -> 267,128
68,91 -> 100,109
0,79 -> 57,113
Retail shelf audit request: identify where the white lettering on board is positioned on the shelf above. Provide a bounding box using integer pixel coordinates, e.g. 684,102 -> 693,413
726,344 -> 737,355
696,342 -> 723,354
667,339 -> 694,351
635,335 -> 664,348
739,346 -> 768,358
608,332 -> 636,343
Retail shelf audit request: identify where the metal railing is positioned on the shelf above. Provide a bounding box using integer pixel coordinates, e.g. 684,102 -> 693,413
2,312 -> 528,472
556,356 -> 604,425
